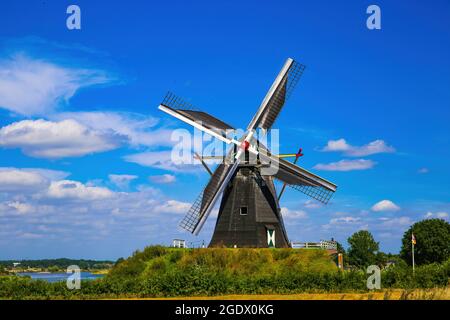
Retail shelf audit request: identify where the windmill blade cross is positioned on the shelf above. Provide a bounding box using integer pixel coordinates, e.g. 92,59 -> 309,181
159,58 -> 338,241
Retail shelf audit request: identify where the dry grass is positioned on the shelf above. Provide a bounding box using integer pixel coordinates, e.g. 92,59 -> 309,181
127,288 -> 450,300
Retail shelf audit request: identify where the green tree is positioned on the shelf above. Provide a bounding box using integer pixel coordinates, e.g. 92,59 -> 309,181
347,230 -> 379,268
375,251 -> 388,267
115,257 -> 125,266
400,218 -> 450,265
0,265 -> 8,275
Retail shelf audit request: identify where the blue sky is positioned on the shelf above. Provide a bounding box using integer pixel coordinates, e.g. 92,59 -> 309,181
0,0 -> 449,259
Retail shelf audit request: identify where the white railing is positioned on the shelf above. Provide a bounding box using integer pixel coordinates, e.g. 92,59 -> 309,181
291,240 -> 337,250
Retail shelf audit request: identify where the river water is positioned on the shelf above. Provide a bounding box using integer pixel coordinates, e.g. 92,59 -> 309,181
18,272 -> 104,283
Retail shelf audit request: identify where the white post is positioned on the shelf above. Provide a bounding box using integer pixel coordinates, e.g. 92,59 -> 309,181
412,241 -> 415,275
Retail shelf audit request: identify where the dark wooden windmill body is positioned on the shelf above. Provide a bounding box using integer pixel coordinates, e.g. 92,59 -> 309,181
209,166 -> 290,248
158,58 -> 337,248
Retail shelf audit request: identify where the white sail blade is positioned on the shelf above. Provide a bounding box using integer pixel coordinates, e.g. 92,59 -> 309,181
159,92 -> 236,144
247,58 -> 305,131
179,158 -> 240,235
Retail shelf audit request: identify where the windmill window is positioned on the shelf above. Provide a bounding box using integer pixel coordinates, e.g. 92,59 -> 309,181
240,206 -> 248,215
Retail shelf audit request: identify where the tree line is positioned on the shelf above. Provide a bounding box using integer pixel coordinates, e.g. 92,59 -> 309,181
0,258 -> 114,271
336,218 -> 450,269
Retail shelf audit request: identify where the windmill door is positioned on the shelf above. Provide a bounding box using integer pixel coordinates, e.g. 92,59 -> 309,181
266,226 -> 276,248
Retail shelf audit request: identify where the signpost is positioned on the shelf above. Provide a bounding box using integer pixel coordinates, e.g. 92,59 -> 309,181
411,233 -> 416,275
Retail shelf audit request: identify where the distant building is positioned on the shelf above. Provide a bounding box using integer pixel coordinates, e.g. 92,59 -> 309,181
12,262 -> 21,268
172,239 -> 187,248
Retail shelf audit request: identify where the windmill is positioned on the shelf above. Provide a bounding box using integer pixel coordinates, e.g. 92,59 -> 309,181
158,58 -> 337,248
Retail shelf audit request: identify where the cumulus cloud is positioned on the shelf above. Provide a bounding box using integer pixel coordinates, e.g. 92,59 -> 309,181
1,201 -> 34,214
280,207 -> 308,219
0,119 -> 125,158
329,216 -> 361,224
46,180 -> 114,200
322,216 -> 366,231
149,174 -> 176,184
155,200 -> 191,214
52,112 -> 174,148
425,211 -> 448,219
321,138 -> 395,157
0,54 -> 113,116
303,200 -> 322,209
380,216 -> 412,228
313,159 -> 376,171
108,174 -> 138,189
124,150 -> 201,172
0,168 -> 49,191
0,167 -> 196,255
371,200 -> 401,212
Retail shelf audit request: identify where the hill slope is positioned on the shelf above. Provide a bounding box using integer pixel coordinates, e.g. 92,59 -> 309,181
109,246 -> 338,279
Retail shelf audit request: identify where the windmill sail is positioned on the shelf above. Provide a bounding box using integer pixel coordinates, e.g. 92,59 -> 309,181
159,92 -> 236,143
179,159 -> 240,234
257,149 -> 337,204
247,58 -> 306,131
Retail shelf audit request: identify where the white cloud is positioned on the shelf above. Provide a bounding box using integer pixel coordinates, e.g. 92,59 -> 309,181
303,200 -> 322,209
329,216 -> 361,224
0,168 -> 48,191
418,168 -> 429,174
149,174 -> 176,184
280,207 -> 308,219
0,119 -> 125,158
155,200 -> 191,214
322,139 -> 351,152
0,54 -> 113,115
321,138 -> 395,157
46,180 -> 114,200
371,200 -> 401,212
3,201 -> 33,214
0,166 -> 203,254
124,150 -> 201,172
52,112 -> 174,148
313,159 -> 376,171
322,216 -> 364,231
108,174 -> 138,189
380,216 -> 412,228
425,211 -> 448,219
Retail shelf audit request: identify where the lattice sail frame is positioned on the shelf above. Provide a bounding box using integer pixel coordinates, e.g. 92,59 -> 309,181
179,156 -> 240,234
258,61 -> 305,130
276,179 -> 335,204
160,92 -> 236,142
178,186 -> 207,233
161,91 -> 198,112
255,139 -> 337,205
179,163 -> 228,233
248,59 -> 306,131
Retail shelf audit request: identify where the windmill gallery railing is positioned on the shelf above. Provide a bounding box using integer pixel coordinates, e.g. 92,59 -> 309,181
291,240 -> 337,251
